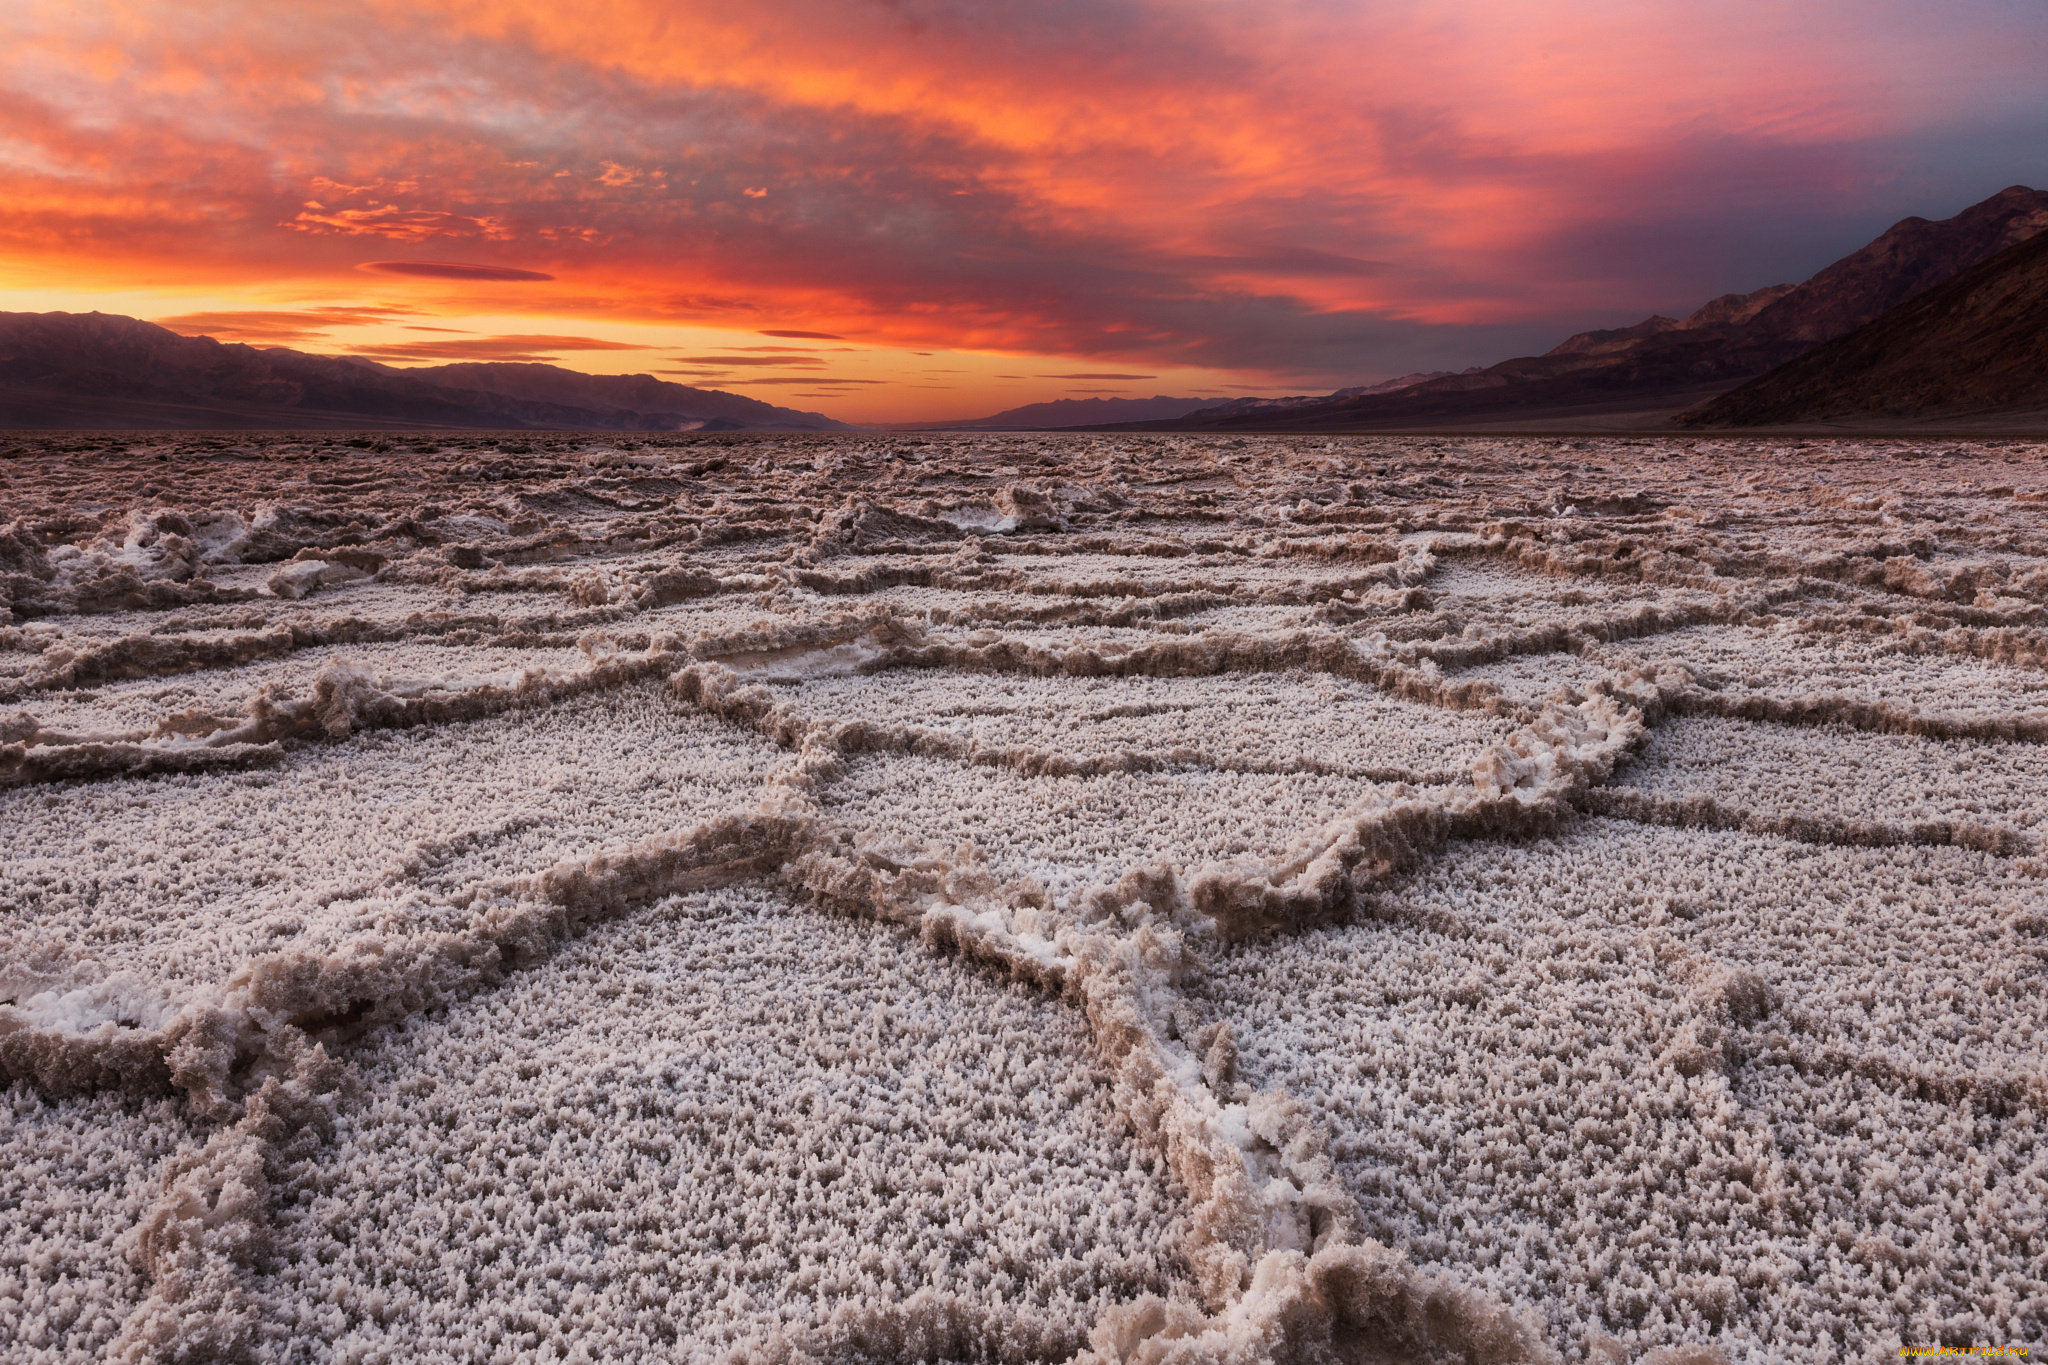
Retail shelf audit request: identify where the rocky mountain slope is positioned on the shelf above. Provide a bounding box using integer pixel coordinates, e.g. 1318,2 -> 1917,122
1126,184 -> 2048,431
1682,226 -> 2048,426
0,312 -> 850,431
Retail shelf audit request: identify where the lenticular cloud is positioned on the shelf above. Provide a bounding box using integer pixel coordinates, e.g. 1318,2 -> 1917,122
1,431 -> 2043,1363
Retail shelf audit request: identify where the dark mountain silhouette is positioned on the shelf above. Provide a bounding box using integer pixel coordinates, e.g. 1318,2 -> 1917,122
1680,227 -> 2048,427
1110,184 -> 2048,432
0,311 -> 851,431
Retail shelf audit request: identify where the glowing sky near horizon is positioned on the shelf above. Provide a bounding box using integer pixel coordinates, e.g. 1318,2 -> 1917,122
2,0 -> 2044,423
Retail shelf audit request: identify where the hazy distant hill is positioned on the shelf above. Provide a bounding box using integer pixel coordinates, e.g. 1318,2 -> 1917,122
0,311 -> 851,431
1681,227 -> 2048,427
1186,371 -> 1474,420
918,374 -> 1479,430
1116,184 -> 2048,432
914,395 -> 1219,428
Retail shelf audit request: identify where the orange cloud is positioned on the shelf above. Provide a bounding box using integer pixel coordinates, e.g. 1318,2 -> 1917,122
670,355 -> 824,367
345,334 -> 656,362
360,261 -> 556,281
155,305 -> 421,344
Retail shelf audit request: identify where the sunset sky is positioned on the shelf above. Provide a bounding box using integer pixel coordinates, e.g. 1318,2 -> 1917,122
2,0 -> 2044,424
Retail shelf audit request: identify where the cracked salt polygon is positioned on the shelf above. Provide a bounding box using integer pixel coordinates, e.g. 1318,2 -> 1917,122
1427,559 -> 1696,612
1186,817 -> 2046,1363
6,430 -> 2048,1365
0,683 -> 784,984
1608,715 -> 2048,849
1608,624 -> 2048,729
822,749 -> 1439,908
18,641 -> 593,734
784,668 -> 1515,781
257,888 -> 1192,1363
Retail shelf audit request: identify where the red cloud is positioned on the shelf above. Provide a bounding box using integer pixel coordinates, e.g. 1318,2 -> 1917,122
154,307 -> 422,344
359,262 -> 557,282
345,334 -> 653,362
760,330 -> 847,340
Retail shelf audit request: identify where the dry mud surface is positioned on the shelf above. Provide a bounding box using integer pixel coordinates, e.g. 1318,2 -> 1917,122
2,430 -> 2045,1364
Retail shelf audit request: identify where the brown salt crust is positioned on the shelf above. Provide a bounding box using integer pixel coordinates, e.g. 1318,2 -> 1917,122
785,540 -> 1432,612
1572,644 -> 2048,744
879,625 -> 1528,720
0,603 -> 643,702
1475,528 -> 2048,629
0,642 -> 691,787
675,663 -> 1472,786
1393,583 -> 1808,674
10,624 -> 302,694
1791,609 -> 2048,669
1655,676 -> 2048,742
4,570 -> 257,621
109,1035 -> 349,1364
1581,785 -> 2031,856
902,587 -> 1238,631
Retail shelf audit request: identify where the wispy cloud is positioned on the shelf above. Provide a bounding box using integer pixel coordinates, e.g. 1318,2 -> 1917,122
669,355 -> 826,367
155,306 -> 422,345
359,261 -> 556,282
345,334 -> 656,362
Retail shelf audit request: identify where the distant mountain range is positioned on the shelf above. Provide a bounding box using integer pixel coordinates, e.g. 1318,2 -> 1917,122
909,395 -> 1223,428
0,312 -> 851,431
1107,184 -> 2048,432
1681,223 -> 2048,427
917,372 -> 1488,430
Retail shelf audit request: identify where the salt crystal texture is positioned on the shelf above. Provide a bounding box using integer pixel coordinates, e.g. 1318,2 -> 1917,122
1,431 -> 2043,1363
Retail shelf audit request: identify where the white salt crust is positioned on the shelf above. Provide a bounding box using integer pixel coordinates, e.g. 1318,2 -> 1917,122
0,1089 -> 195,1365
4,432 -> 2048,1365
1190,819 -> 2046,1363
22,641 -> 591,734
1606,624 -> 2048,726
0,683 -> 782,983
1611,715 -> 2048,848
782,669 -> 1516,781
821,749 -> 1430,909
1450,652 -> 1619,706
1424,562 -> 1716,630
257,888 -> 1191,1363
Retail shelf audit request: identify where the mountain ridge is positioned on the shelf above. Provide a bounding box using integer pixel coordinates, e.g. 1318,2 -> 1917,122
1679,226 -> 2048,426
0,312 -> 851,431
1112,184 -> 2048,432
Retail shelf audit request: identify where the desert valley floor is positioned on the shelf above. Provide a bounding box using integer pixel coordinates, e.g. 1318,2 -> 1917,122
0,430 -> 2043,1364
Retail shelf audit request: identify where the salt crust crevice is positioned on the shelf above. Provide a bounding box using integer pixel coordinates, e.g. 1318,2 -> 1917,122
4,433 -> 2047,1362
3,656 -> 1626,1363
256,888 -> 1192,1362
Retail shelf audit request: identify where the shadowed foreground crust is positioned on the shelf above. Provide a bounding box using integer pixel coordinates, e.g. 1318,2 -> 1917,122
1,429 -> 2044,1363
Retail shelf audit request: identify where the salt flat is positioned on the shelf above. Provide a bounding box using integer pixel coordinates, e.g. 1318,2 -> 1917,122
1,430 -> 2043,1364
